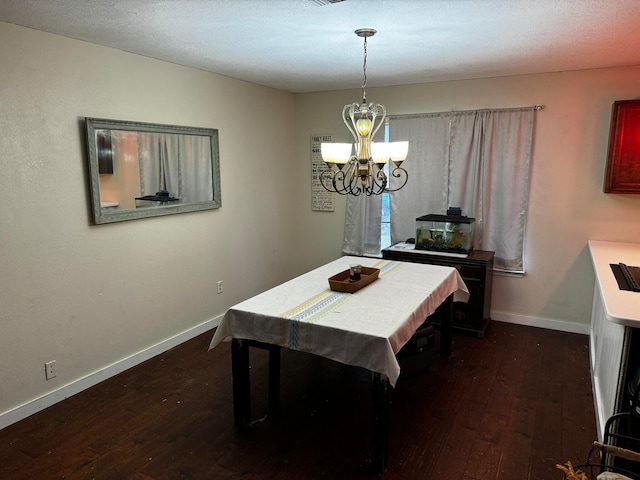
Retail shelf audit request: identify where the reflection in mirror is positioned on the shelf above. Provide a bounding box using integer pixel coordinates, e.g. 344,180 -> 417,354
85,118 -> 221,224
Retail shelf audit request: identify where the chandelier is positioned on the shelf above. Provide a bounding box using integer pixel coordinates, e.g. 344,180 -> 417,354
320,28 -> 409,196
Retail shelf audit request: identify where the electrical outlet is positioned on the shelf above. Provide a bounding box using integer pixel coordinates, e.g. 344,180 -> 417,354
217,280 -> 223,294
45,360 -> 57,380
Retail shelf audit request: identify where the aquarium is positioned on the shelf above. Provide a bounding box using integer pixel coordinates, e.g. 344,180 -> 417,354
415,212 -> 475,254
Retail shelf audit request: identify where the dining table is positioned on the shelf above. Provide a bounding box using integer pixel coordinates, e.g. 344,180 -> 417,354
209,255 -> 469,473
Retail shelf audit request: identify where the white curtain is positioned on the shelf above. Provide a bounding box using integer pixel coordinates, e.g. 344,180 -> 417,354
137,133 -> 213,202
342,107 -> 535,271
138,133 -> 181,198
342,193 -> 382,256
388,113 -> 452,245
388,107 -> 535,272
448,109 -> 535,272
180,134 -> 213,203
341,130 -> 385,256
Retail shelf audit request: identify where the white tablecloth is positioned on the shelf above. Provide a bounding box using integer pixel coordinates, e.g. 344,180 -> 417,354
209,256 -> 469,386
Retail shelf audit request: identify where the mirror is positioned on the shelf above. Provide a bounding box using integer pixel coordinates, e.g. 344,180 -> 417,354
85,117 -> 221,224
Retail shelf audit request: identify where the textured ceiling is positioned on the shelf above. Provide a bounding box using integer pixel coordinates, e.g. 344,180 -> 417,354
1,0 -> 640,93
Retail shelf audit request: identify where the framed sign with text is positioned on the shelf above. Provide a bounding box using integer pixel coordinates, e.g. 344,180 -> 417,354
311,134 -> 335,211
604,99 -> 640,193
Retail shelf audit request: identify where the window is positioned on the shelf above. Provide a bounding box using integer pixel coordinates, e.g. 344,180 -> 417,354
387,108 -> 535,273
343,107 -> 535,272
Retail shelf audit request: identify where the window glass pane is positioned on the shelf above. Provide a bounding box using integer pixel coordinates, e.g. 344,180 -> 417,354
381,192 -> 391,248
380,122 -> 392,249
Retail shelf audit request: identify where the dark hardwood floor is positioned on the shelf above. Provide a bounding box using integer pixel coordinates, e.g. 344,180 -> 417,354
0,321 -> 596,479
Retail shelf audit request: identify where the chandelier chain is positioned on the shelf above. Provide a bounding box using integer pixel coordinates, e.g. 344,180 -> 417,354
362,36 -> 368,103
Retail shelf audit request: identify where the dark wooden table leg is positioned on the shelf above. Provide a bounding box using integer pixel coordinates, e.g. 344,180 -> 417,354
231,338 -> 251,426
440,294 -> 453,357
268,346 -> 280,413
246,340 -> 281,415
371,372 -> 390,474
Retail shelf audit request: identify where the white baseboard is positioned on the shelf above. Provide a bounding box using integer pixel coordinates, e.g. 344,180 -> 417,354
491,311 -> 590,335
0,315 -> 222,431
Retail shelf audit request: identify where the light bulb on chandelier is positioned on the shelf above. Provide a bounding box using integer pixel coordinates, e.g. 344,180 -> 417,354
320,28 -> 409,196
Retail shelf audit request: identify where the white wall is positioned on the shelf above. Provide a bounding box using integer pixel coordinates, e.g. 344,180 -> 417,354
294,67 -> 640,330
3,19 -> 640,428
0,23 -> 297,421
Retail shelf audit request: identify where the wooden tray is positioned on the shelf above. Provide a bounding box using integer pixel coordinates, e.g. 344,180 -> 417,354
328,267 -> 380,293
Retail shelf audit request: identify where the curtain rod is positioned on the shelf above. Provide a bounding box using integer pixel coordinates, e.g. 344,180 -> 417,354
388,104 -> 544,119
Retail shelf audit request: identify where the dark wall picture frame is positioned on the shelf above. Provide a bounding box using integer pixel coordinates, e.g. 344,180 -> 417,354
604,99 -> 640,193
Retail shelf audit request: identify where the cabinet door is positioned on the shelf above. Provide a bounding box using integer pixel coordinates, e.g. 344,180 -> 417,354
591,283 -> 626,440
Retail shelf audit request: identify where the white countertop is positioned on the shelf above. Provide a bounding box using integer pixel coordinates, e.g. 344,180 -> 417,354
588,240 -> 640,327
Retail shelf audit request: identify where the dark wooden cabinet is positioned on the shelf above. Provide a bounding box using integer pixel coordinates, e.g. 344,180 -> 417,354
382,246 -> 494,337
